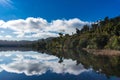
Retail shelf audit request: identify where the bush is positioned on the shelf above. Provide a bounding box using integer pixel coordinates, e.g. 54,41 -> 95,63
78,38 -> 88,48
105,36 -> 120,50
87,38 -> 98,49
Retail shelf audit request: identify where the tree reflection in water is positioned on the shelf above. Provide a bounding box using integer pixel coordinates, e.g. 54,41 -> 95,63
45,48 -> 120,77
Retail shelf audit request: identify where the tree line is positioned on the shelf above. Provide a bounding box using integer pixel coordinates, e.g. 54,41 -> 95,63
34,16 -> 120,50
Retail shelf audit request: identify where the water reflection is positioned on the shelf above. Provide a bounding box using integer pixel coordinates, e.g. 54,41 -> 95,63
0,51 -> 91,76
46,49 -> 120,77
0,50 -> 120,80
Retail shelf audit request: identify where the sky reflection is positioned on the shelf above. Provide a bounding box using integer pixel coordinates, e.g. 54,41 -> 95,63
0,51 -> 91,76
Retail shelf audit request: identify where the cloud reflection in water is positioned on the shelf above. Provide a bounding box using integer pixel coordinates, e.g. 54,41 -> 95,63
0,51 -> 91,76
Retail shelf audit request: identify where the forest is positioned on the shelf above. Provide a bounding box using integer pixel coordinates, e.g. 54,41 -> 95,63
33,16 -> 120,50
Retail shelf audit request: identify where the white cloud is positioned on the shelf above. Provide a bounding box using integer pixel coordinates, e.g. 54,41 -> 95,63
0,0 -> 14,8
0,35 -> 12,40
0,17 -> 91,40
5,35 -> 12,38
0,31 -> 4,33
0,20 -> 5,26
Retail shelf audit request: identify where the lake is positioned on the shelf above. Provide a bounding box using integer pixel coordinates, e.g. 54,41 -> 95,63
0,50 -> 119,80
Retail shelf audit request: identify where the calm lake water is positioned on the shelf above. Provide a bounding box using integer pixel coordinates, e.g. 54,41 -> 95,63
0,50 -> 119,80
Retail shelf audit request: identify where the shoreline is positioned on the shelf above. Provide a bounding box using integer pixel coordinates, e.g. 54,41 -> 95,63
83,48 -> 120,56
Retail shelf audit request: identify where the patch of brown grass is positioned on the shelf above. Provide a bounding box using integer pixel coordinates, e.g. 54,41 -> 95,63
83,48 -> 120,56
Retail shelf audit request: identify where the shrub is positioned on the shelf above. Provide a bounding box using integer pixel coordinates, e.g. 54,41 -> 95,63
105,36 -> 120,50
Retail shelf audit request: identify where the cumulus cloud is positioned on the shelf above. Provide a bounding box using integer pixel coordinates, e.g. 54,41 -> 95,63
0,17 -> 91,40
0,31 -> 4,33
5,35 -> 12,38
0,51 -> 91,76
0,0 -> 14,8
0,34 -> 13,40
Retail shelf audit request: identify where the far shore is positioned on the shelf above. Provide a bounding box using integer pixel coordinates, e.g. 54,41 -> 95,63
83,48 -> 120,56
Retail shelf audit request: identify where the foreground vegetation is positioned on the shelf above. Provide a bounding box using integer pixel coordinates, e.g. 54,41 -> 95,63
34,16 -> 120,50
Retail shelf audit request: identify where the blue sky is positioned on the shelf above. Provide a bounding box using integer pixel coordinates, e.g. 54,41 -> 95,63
1,0 -> 120,21
0,0 -> 120,40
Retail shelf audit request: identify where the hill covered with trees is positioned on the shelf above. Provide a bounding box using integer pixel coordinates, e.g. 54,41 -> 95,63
35,16 -> 120,50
